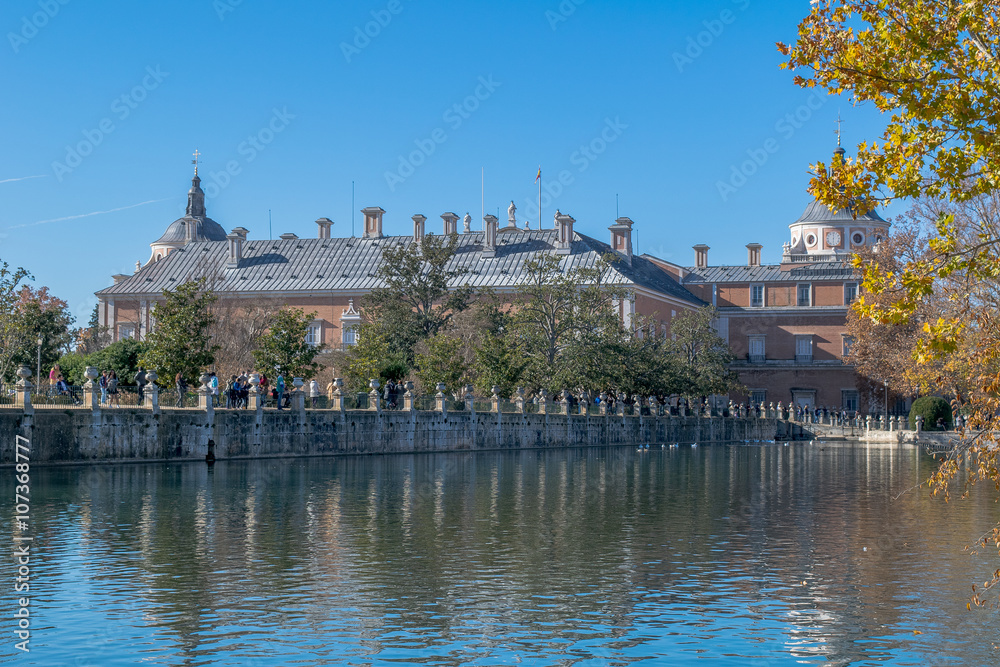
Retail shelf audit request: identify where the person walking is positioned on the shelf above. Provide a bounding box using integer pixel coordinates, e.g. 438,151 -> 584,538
309,378 -> 320,408
175,372 -> 186,408
210,372 -> 219,407
49,364 -> 60,394
107,371 -> 119,407
134,367 -> 147,405
99,370 -> 109,406
275,373 -> 286,410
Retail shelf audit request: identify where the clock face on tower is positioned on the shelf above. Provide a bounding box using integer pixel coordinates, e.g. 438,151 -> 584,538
826,230 -> 842,246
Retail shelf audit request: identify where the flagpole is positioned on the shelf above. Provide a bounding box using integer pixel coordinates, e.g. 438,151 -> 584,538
481,167 -> 484,230
537,167 -> 541,230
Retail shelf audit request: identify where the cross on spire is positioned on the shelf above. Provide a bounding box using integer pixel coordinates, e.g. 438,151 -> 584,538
192,148 -> 201,176
834,113 -> 843,147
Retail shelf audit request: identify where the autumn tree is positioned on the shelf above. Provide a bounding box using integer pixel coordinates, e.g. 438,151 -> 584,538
140,280 -> 218,384
782,0 -> 1000,605
252,308 -> 324,379
211,298 -> 282,378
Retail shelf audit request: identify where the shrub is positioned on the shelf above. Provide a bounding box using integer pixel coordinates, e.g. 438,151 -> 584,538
908,396 -> 953,431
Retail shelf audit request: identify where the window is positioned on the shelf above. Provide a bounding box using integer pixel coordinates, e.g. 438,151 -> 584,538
851,231 -> 865,246
842,390 -> 859,412
797,283 -> 812,307
750,284 -> 764,307
118,324 -> 135,340
795,335 -> 813,363
750,389 -> 767,405
305,323 -> 321,347
844,282 -> 858,304
842,335 -> 854,358
748,335 -> 765,363
342,326 -> 357,348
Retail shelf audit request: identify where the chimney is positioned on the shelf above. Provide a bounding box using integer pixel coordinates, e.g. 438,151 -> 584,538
279,233 -> 299,240
746,243 -> 763,267
609,216 -> 634,265
441,211 -> 459,236
554,210 -> 575,255
693,244 -> 710,268
316,217 -> 333,239
112,274 -> 129,285
412,214 -> 427,244
226,228 -> 244,269
361,206 -> 385,239
482,214 -> 498,258
232,227 -> 249,240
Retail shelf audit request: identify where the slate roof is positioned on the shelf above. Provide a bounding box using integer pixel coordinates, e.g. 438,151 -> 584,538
678,261 -> 859,284
97,229 -> 704,306
792,198 -> 887,225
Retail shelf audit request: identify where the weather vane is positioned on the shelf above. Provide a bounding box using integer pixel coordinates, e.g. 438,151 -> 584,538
834,113 -> 843,147
192,148 -> 201,176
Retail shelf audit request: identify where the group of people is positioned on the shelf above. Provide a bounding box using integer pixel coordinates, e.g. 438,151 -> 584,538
47,364 -> 82,405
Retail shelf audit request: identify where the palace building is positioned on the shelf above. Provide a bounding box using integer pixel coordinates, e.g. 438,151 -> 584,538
645,146 -> 886,412
96,169 -> 705,351
97,148 -> 880,411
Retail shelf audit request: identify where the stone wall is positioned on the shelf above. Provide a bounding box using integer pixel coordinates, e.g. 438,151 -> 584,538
0,408 -> 781,465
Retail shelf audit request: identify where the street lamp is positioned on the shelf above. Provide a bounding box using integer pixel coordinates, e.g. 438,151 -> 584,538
36,337 -> 42,392
883,379 -> 889,419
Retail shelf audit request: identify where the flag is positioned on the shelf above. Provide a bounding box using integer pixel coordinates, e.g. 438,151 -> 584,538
535,167 -> 541,183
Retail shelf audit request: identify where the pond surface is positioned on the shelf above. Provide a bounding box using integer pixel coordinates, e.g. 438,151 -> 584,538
0,442 -> 997,665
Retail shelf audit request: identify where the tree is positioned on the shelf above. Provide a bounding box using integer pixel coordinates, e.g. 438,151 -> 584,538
781,2 -> 1000,604
252,308 -> 324,379
507,253 -> 628,393
343,321 -> 410,392
668,307 -> 741,399
0,260 -> 33,382
87,338 -> 150,386
76,303 -> 112,355
414,332 -> 468,393
361,232 -> 473,364
212,298 -> 282,378
14,286 -> 75,379
779,1 -> 1000,213
140,280 -> 218,384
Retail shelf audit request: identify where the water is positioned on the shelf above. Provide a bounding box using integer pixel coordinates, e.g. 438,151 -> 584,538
1,443 -> 997,665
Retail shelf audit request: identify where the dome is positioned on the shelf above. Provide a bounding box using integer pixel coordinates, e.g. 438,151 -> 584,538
793,198 -> 887,225
153,216 -> 227,244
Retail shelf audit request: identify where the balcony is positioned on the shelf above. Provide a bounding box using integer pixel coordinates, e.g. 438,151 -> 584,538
795,354 -> 813,363
749,353 -> 766,364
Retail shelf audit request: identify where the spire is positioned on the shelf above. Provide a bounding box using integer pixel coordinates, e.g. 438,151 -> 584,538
186,174 -> 206,218
184,148 -> 206,217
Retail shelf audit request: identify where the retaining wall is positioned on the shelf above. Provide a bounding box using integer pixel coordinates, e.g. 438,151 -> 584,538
0,407 -> 783,465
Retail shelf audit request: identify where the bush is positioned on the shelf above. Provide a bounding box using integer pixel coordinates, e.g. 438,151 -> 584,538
909,396 -> 953,431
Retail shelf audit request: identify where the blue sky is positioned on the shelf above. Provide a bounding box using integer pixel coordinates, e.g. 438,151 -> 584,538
0,0 -> 897,324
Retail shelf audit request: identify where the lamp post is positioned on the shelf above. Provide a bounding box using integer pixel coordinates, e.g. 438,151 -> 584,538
883,379 -> 889,419
36,337 -> 42,393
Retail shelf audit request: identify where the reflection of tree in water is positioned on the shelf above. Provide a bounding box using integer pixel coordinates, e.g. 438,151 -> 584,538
8,445 -> 995,664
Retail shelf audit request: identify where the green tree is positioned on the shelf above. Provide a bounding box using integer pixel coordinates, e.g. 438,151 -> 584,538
361,232 -> 473,365
89,338 -> 151,386
668,307 -> 741,399
343,322 -> 410,392
140,280 -> 218,384
507,253 -> 628,393
414,332 -> 468,393
0,260 -> 34,382
252,308 -> 324,379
